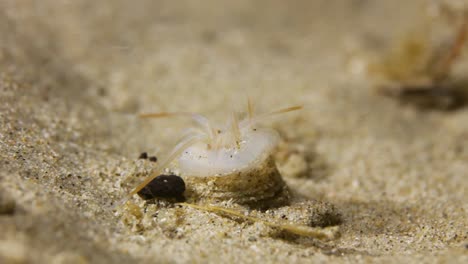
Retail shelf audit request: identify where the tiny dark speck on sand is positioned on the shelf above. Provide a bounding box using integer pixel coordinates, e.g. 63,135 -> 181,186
0,194 -> 16,215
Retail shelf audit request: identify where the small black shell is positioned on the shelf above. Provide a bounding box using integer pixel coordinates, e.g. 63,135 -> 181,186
137,174 -> 185,200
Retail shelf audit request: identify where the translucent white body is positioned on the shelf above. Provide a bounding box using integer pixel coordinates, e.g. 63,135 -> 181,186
125,105 -> 301,203
178,128 -> 279,176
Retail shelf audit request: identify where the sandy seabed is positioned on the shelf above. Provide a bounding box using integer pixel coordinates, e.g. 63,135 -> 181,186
0,0 -> 467,263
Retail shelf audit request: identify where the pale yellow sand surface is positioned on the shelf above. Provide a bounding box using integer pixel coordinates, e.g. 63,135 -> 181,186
0,1 -> 467,263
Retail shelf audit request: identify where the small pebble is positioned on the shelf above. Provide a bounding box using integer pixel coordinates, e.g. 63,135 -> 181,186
248,236 -> 257,242
137,174 -> 185,200
138,152 -> 148,159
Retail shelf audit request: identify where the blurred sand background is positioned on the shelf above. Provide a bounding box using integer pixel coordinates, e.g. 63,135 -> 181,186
0,0 -> 467,263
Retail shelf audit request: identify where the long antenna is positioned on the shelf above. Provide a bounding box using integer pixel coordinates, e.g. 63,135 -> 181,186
116,135 -> 201,207
139,111 -> 215,141
239,105 -> 303,129
267,105 -> 303,116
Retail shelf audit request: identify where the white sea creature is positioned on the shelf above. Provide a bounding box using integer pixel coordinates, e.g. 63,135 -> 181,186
124,100 -> 301,205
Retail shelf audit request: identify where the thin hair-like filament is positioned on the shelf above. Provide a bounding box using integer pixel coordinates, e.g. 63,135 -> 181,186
231,111 -> 241,145
247,97 -> 254,120
433,14 -> 468,81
